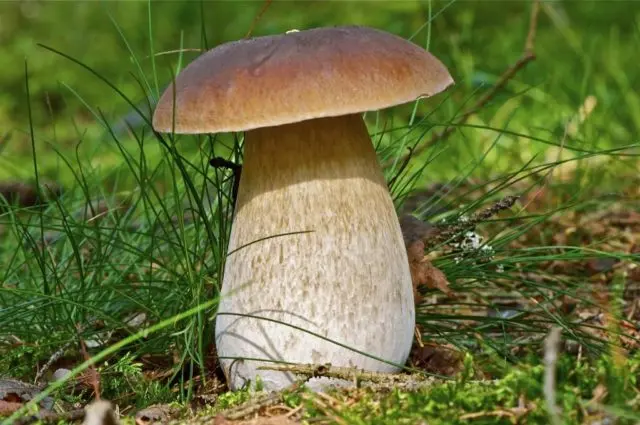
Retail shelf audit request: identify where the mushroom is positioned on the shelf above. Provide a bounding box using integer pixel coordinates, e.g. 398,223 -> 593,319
152,26 -> 453,391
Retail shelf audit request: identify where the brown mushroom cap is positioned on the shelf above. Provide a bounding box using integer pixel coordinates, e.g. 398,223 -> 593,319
152,26 -> 454,134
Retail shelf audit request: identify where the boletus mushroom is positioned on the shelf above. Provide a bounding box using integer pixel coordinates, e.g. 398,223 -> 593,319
152,26 -> 453,390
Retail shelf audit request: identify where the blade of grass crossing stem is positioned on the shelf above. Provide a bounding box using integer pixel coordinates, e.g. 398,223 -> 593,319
147,0 -> 160,99
106,8 -> 154,100
24,60 -> 50,297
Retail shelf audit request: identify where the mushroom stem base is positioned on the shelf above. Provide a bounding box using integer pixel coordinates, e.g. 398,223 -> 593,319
215,114 -> 415,391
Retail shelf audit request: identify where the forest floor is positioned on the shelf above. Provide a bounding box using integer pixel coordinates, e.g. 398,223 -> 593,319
1,1 -> 639,424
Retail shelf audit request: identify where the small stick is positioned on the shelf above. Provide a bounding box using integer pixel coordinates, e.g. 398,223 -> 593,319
543,327 -> 563,425
257,363 -> 435,387
177,380 -> 305,424
244,0 -> 273,39
35,319 -> 97,385
34,340 -> 74,385
424,195 -> 519,249
223,392 -> 283,421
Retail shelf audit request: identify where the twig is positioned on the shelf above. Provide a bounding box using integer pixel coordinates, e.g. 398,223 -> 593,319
543,326 -> 563,425
525,0 -> 540,53
176,380 -> 305,424
34,319 -> 104,385
244,0 -> 273,39
459,410 -> 515,421
302,392 -> 348,425
34,340 -> 74,384
224,392 -> 284,421
148,48 -> 203,59
257,363 -> 437,389
424,195 -> 519,249
385,0 -> 540,169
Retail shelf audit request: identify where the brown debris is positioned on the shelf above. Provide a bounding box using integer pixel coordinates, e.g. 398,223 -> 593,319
0,400 -> 24,416
400,214 -> 453,303
136,404 -> 179,425
408,241 -> 453,302
409,343 -> 464,377
256,363 -> 435,389
0,180 -> 63,209
424,195 -> 519,250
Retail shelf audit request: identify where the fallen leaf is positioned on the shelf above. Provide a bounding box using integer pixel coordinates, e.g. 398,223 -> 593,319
420,260 -> 453,296
409,343 -> 463,376
400,215 -> 453,301
0,400 -> 23,417
407,241 -> 453,301
135,404 -> 178,425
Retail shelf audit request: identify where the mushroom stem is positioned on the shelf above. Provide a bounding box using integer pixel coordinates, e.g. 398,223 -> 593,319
215,114 -> 415,390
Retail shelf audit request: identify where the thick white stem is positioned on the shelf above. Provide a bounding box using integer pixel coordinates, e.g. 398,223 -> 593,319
215,114 -> 414,390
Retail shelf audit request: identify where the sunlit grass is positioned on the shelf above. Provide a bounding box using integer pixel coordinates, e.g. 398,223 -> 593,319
0,1 -> 639,423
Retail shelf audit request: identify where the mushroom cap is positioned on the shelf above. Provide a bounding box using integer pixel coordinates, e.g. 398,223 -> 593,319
152,25 -> 454,134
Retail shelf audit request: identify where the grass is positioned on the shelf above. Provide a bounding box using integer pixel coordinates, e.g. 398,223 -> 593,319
1,1 -> 639,424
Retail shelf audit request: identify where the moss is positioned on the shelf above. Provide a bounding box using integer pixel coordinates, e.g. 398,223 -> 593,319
286,353 -> 640,425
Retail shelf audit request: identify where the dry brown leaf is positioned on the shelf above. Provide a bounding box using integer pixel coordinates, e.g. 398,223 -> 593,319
420,260 -> 453,296
136,404 -> 178,425
400,215 -> 453,302
406,239 -> 453,301
0,400 -> 23,417
409,343 -> 463,377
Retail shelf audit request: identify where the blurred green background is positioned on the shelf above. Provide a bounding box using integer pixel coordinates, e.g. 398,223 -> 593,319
0,0 -> 638,189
